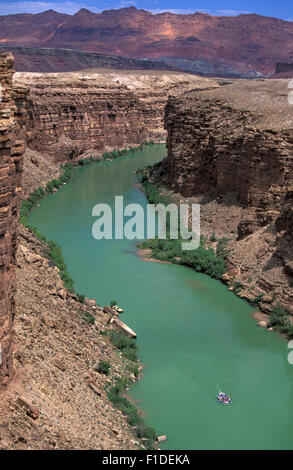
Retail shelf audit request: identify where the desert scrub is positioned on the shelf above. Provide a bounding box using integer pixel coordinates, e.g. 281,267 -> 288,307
269,303 -> 288,327
233,281 -> 243,294
126,362 -> 140,378
77,293 -> 85,303
107,377 -> 156,450
140,179 -> 226,279
80,311 -> 95,325
110,331 -> 138,362
99,329 -> 108,336
216,237 -> 230,261
77,143 -> 150,166
250,294 -> 264,307
266,303 -> 293,339
209,232 -> 217,242
97,360 -> 111,375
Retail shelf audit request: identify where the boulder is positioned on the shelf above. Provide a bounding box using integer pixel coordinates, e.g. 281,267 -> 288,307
112,317 -> 136,338
57,288 -> 67,300
16,397 -> 40,420
103,305 -> 118,316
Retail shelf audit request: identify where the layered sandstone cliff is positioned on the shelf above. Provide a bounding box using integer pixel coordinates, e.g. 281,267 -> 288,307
0,53 -> 28,388
0,57 -> 153,449
14,70 -> 217,161
154,79 -> 293,312
0,46 -> 177,74
272,63 -> 293,78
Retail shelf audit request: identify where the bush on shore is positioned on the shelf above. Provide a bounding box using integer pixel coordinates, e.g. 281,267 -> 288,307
97,360 -> 111,375
107,377 -> 156,449
110,331 -> 138,362
140,180 -> 227,280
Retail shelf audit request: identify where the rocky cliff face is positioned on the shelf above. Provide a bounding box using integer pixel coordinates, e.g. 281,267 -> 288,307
15,70 -> 217,161
0,56 -> 155,449
156,79 -> 293,312
272,63 -> 293,78
0,46 -> 178,74
1,8 -> 293,77
0,53 -> 28,388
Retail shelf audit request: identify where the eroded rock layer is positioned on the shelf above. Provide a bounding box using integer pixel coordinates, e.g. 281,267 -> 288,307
0,53 -> 28,387
1,8 -> 293,77
157,79 -> 293,312
15,70 -> 218,161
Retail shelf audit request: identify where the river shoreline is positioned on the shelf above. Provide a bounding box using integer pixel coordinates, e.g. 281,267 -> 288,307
26,144 -> 293,450
20,143 -> 163,450
136,177 -> 293,340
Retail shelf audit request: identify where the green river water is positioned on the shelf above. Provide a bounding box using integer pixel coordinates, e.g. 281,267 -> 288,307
28,144 -> 293,450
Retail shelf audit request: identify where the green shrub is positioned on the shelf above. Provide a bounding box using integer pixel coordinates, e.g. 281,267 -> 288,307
216,237 -> 230,260
280,322 -> 293,339
107,377 -> 156,449
47,240 -> 74,292
233,281 -> 243,294
269,303 -> 288,327
126,362 -> 140,377
80,311 -> 95,325
77,293 -> 85,303
209,232 -> 217,242
110,331 -> 138,362
97,360 -> 111,375
140,180 -> 227,280
250,294 -> 264,307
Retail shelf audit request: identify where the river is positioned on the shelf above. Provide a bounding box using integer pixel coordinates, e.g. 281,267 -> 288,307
28,144 -> 293,450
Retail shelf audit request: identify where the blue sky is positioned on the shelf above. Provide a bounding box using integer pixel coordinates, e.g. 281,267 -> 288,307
0,1 -> 291,21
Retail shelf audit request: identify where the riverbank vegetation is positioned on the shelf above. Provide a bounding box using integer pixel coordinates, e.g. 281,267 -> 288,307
139,179 -> 227,280
77,142 -> 151,166
140,178 -> 293,337
19,143 -> 158,449
107,376 -> 156,450
94,329 -> 156,449
20,143 -> 154,292
110,331 -> 138,362
268,303 -> 293,338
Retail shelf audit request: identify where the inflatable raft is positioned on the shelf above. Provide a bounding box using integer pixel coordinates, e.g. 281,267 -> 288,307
217,392 -> 232,405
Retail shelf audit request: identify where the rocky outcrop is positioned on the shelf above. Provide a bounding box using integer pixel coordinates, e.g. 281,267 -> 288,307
1,8 -> 293,77
272,63 -> 293,78
0,53 -> 28,388
15,70 -> 217,161
0,224 -> 143,449
0,55 -> 149,449
275,191 -> 293,279
0,46 -> 177,74
154,79 -> 293,312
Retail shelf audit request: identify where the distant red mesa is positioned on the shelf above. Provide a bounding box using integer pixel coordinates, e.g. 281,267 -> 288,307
0,7 -> 293,77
